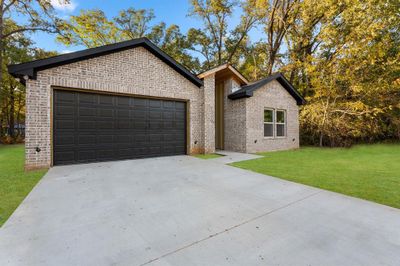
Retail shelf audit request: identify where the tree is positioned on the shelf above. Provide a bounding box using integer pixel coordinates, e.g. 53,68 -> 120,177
237,41 -> 269,81
1,19 -> 57,139
0,0 -> 67,101
286,0 -> 400,146
187,0 -> 266,70
261,0 -> 299,75
57,7 -> 201,72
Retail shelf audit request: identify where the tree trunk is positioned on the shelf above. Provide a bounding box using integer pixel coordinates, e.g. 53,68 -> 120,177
16,93 -> 22,137
0,7 -> 3,103
267,51 -> 276,75
319,132 -> 323,147
0,108 -> 3,137
0,7 -> 4,139
8,87 -> 15,138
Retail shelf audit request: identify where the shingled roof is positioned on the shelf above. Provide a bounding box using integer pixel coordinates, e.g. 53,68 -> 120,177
228,72 -> 306,105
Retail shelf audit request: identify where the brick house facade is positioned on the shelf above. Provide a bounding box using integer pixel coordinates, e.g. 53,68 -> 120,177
8,38 -> 305,169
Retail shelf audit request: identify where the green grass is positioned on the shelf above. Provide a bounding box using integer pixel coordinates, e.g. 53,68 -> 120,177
0,145 -> 47,226
231,144 -> 400,209
194,153 -> 224,159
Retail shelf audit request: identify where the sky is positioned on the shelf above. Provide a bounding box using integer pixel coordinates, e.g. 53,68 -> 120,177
24,0 -> 264,54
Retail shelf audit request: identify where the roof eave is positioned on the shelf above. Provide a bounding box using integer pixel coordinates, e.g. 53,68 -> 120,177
228,73 -> 306,105
227,90 -> 253,99
8,37 -> 203,87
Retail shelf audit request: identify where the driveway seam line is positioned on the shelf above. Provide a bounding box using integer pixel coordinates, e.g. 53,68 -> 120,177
141,191 -> 321,266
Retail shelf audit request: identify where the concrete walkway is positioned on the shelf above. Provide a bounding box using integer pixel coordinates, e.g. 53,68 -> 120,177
213,150 -> 263,163
0,155 -> 399,266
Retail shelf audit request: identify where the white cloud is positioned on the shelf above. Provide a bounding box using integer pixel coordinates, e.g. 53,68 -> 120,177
51,0 -> 77,12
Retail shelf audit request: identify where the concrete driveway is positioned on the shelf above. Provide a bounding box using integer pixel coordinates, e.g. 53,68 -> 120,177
0,154 -> 399,266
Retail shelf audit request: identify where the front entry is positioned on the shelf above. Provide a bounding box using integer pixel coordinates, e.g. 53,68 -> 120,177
215,82 -> 224,150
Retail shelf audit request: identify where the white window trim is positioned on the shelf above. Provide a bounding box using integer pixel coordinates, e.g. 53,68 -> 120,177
275,109 -> 287,138
263,108 -> 274,138
263,108 -> 287,139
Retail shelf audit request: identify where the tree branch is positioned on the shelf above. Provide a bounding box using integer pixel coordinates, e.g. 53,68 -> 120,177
3,26 -> 57,39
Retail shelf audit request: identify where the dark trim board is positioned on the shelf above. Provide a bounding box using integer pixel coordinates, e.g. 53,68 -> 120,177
8,37 -> 203,87
52,87 -> 189,166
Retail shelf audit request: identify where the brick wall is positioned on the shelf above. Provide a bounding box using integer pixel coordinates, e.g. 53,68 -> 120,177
202,74 -> 215,153
224,78 -> 247,152
25,47 -> 204,169
245,80 -> 300,153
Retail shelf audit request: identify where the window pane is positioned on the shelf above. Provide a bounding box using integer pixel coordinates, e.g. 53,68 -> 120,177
276,110 -> 285,123
264,124 -> 273,137
277,124 -> 285,137
264,109 -> 273,122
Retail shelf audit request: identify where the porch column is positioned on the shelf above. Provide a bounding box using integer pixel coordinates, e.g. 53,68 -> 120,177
203,74 -> 215,153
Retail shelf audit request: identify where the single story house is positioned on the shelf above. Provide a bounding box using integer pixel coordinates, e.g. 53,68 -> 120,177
8,37 -> 305,169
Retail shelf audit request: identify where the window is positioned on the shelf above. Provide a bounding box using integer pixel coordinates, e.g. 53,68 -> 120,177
263,109 -> 287,138
276,110 -> 286,137
264,109 -> 274,137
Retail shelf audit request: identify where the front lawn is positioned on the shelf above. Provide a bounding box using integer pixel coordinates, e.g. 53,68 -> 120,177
231,144 -> 400,209
0,145 -> 47,226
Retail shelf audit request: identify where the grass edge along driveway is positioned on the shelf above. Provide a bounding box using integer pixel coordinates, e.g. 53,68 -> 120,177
231,144 -> 400,209
0,145 -> 47,226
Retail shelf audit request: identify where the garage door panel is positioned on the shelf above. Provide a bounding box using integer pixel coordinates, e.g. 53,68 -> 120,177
133,121 -> 146,130
99,95 -> 113,105
54,151 -> 75,164
79,93 -> 97,104
53,90 -> 186,165
54,134 -> 74,145
175,112 -> 185,119
149,110 -> 162,119
163,101 -> 175,109
175,121 -> 185,129
149,146 -> 162,154
55,90 -> 75,103
98,108 -> 114,117
96,121 -> 115,129
115,96 -> 129,106
149,99 -> 162,108
117,120 -> 130,129
79,107 -> 96,117
55,120 -> 74,130
78,150 -> 96,161
117,109 -> 130,118
149,134 -> 163,142
78,121 -> 95,130
134,98 -> 148,107
149,121 -> 162,130
78,135 -> 96,145
115,135 -> 131,143
96,149 -> 115,160
132,110 -> 146,119
97,134 -> 114,143
175,102 -> 185,109
56,106 -> 74,116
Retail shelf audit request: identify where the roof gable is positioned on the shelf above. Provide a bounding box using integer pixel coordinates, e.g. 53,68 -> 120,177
8,37 -> 203,87
197,63 -> 249,85
228,73 -> 306,105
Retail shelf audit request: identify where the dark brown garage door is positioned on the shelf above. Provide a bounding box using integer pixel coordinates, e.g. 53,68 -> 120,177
53,89 -> 186,165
